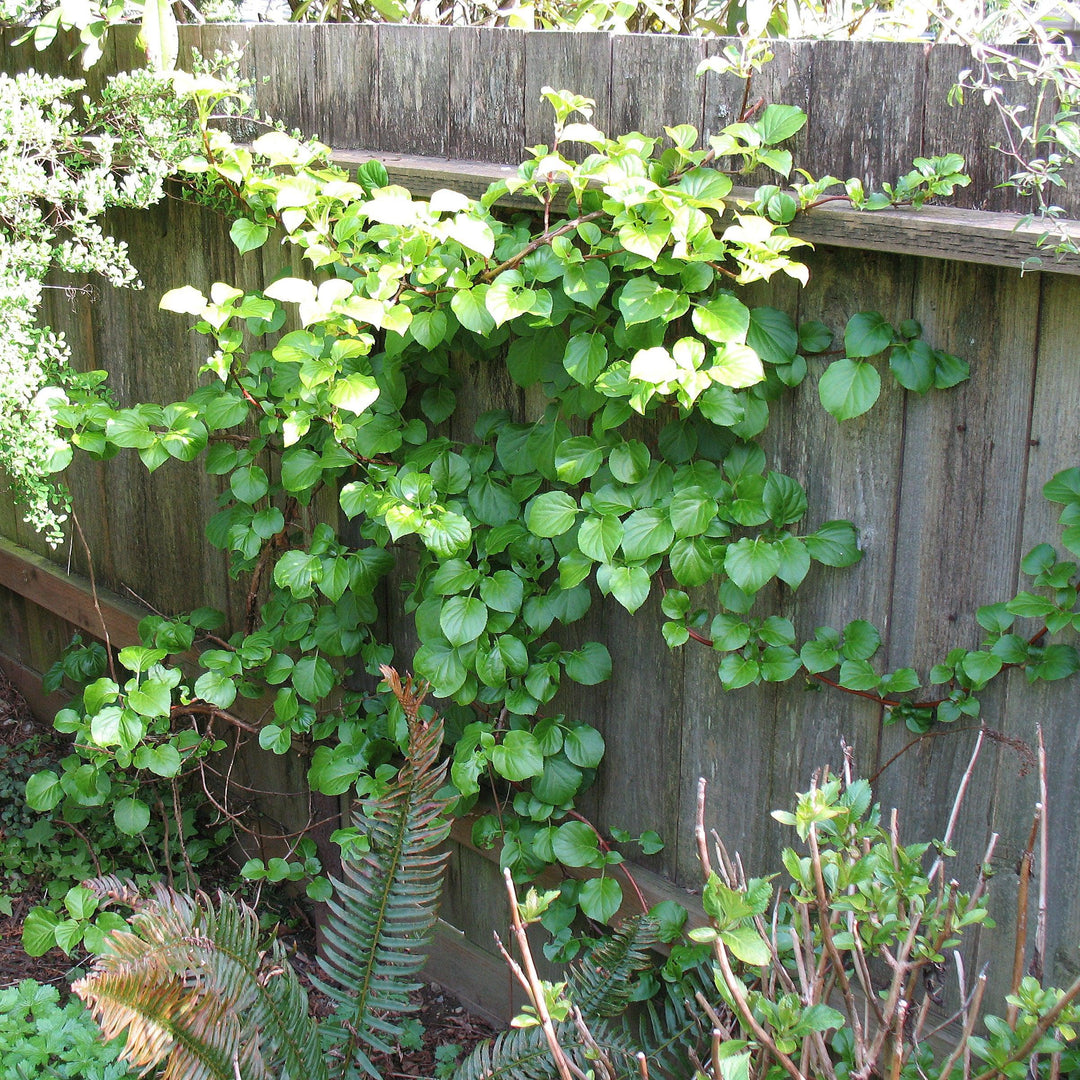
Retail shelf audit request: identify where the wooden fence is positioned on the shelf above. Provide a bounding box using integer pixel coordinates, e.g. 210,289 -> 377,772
3,26 -> 1080,1021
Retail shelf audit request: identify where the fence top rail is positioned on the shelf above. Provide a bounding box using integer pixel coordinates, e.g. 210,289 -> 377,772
328,147 -> 1080,276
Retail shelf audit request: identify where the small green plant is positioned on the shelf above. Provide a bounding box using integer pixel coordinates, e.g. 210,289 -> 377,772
12,637 -> 231,959
472,752 -> 1080,1080
0,979 -> 138,1080
73,666 -> 454,1080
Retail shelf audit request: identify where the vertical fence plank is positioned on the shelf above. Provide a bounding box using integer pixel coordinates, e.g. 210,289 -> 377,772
609,33 -> 706,137
524,30 -> 612,148
313,23 -> 379,149
880,258 -> 1041,1005
449,27 -> 525,164
922,44 -> 1043,215
803,42 -> 927,192
997,272 -> 1080,989
252,23 -> 304,132
377,25 -> 451,157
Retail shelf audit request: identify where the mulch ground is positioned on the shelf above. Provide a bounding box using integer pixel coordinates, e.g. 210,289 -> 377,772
0,670 -> 499,1078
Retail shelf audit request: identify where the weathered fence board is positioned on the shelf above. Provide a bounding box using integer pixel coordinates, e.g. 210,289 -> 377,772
3,27 -> 1080,1020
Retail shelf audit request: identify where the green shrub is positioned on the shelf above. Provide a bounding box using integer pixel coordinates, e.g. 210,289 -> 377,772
0,979 -> 137,1080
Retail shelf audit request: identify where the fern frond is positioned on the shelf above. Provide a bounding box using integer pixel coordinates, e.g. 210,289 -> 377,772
616,965 -> 715,1079
77,879 -> 327,1080
316,667 -> 453,1078
569,915 -> 660,1019
452,1024 -> 577,1080
74,958 -> 259,1080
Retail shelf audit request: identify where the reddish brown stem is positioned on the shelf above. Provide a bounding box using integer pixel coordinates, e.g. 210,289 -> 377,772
566,809 -> 650,915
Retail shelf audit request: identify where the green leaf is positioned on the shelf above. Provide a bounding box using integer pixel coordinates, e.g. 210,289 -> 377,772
802,1004 -> 845,1032
755,103 -> 807,144
579,514 -> 623,563
801,639 -> 839,674
579,877 -> 622,922
328,373 -> 380,415
889,339 -> 935,393
281,448 -> 324,492
411,309 -> 448,350
609,441 -> 651,483
451,286 -> 496,334
774,534 -> 810,589
564,642 -> 612,685
844,311 -> 894,357
806,521 -> 861,567
718,653 -> 759,689
194,669 -> 236,712
230,218 -> 270,254
747,307 -> 797,364
555,436 -> 603,483
819,359 -> 881,421
274,550 -> 323,596
1044,468 -> 1080,504
618,277 -> 677,325
25,770 -> 63,811
22,908 -> 59,957
480,571 -> 525,613
608,565 -> 651,613
621,508 -> 674,561
711,344 -> 765,389
669,537 -> 715,586
563,332 -> 608,385
414,641 -> 467,697
136,743 -> 183,778
293,655 -> 334,701
763,473 -> 807,525
798,320 -> 832,353
563,262 -> 610,309
421,385 -> 456,425
527,491 -> 579,537
692,295 -> 750,344
114,797 -> 151,835
760,646 -> 802,682
440,595 -> 489,646
841,620 -> 881,661
552,820 -> 601,867
838,659 -> 879,692
563,724 -> 605,768
725,537 -> 780,593
721,925 -> 772,965
492,730 -> 544,781
962,651 -> 1003,685
126,677 -> 173,718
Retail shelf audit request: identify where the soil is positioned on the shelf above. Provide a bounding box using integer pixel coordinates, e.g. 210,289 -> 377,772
0,671 -> 499,1079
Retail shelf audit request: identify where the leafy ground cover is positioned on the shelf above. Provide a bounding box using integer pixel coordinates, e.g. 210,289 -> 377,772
0,673 -> 495,1079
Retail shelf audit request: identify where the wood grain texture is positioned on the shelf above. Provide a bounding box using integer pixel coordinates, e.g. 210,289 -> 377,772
922,43 -> 1044,215
314,23 -> 379,150
995,272 -> 1080,991
251,25 -> 306,133
377,24 -> 451,157
524,30 -> 612,148
803,41 -> 927,195
610,33 -> 706,137
879,258 -> 1041,1002
449,27 -> 526,164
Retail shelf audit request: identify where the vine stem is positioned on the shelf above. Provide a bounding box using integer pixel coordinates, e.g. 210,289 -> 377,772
565,809 -> 650,915
480,210 -> 606,283
696,778 -> 808,1080
173,701 -> 258,735
497,868 -> 585,1080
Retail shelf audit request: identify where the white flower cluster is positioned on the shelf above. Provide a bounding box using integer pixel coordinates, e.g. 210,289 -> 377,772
0,66 -> 202,544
